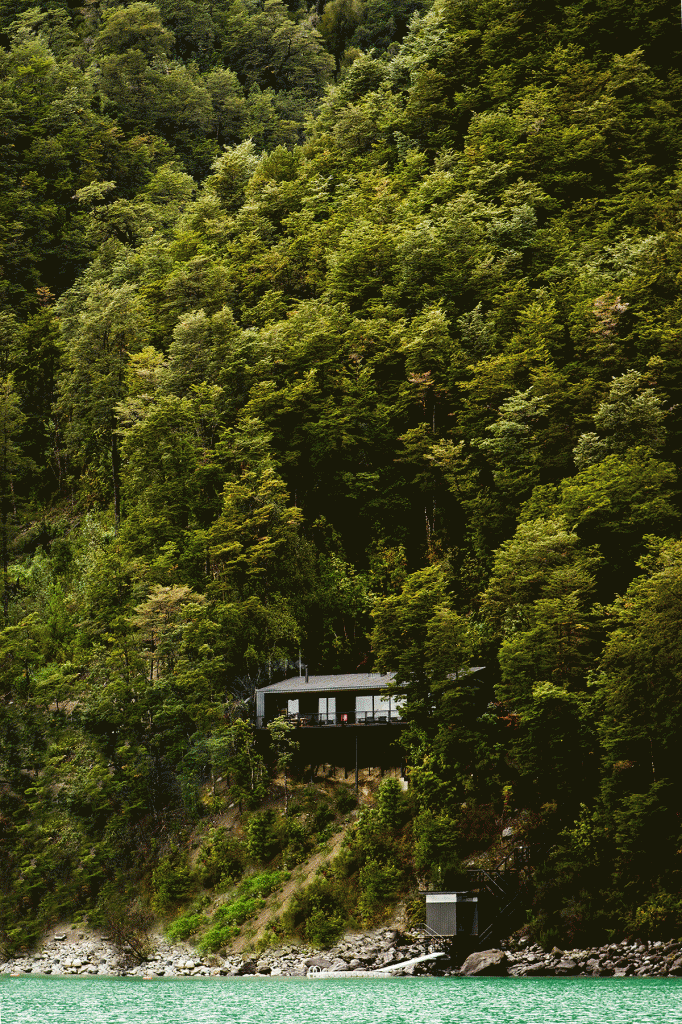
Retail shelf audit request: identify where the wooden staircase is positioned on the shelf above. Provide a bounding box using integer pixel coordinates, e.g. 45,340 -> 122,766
422,839 -> 552,953
466,842 -> 548,949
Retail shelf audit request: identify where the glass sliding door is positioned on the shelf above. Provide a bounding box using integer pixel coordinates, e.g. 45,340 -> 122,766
355,695 -> 373,722
318,696 -> 336,722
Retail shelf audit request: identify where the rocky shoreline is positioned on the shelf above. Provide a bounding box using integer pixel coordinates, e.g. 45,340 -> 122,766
0,927 -> 441,979
2,928 -> 682,980
458,937 -> 679,978
496,938 -> 682,979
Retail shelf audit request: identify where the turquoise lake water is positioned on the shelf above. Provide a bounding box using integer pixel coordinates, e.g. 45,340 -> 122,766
1,976 -> 681,1024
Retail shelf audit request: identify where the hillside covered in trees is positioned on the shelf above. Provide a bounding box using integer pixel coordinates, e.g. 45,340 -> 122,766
2,0 -> 682,954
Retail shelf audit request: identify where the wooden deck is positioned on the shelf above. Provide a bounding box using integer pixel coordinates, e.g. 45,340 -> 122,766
256,710 -> 404,729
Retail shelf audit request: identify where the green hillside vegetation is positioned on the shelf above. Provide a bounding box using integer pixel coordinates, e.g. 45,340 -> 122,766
2,0 -> 682,954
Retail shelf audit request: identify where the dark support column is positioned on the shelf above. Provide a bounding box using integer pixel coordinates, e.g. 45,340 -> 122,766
355,734 -> 358,793
344,764 -> 348,779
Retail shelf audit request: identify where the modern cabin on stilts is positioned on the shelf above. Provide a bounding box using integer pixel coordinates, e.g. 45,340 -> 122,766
254,672 -> 409,785
253,667 -> 486,786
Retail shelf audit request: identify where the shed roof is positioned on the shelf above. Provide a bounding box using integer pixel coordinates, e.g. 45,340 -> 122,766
256,666 -> 485,696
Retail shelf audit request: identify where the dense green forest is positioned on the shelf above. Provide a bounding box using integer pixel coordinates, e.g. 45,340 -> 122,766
2,0 -> 682,954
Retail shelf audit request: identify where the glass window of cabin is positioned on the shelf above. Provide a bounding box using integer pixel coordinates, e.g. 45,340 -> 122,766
375,694 -> 391,718
287,699 -> 299,715
318,696 -> 336,718
355,695 -> 372,720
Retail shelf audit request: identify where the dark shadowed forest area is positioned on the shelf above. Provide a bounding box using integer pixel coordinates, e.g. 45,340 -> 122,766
2,0 -> 682,956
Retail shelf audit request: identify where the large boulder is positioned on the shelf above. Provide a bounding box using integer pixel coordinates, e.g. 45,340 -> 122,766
554,958 -> 579,975
237,961 -> 257,975
461,950 -> 508,977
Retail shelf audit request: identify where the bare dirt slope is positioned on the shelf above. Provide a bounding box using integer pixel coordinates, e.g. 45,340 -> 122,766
231,827 -> 350,953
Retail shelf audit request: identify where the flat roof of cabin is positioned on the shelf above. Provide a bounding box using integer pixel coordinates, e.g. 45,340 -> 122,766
256,666 -> 484,696
256,673 -> 395,695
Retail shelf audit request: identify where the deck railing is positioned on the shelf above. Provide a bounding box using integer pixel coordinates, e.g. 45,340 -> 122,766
256,710 -> 403,728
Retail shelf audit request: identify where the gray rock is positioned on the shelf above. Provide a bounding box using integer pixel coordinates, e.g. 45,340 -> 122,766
304,957 -> 333,969
554,959 -> 579,975
669,956 -> 682,977
461,950 -> 508,977
237,961 -> 257,976
518,962 -> 549,977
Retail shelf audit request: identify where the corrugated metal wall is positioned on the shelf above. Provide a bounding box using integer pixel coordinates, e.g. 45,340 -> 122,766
426,897 -> 478,937
426,902 -> 457,936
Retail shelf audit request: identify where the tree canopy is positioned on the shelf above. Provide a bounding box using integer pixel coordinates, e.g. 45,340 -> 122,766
2,0 -> 682,952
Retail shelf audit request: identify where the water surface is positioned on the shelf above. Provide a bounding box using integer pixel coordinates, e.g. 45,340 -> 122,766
1,975 -> 681,1024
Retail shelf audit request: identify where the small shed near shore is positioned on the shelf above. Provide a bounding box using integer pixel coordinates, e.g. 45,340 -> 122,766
425,892 -> 479,938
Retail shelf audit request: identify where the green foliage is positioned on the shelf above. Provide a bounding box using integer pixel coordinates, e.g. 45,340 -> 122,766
377,777 -> 406,830
413,810 -> 467,888
282,817 -> 310,868
246,810 -> 281,864
214,895 -> 263,928
357,859 -> 403,925
151,856 -> 196,913
282,798 -> 414,942
631,893 -> 682,942
334,786 -> 358,815
196,919 -> 241,953
166,911 -> 203,943
304,908 -> 346,948
267,713 -> 299,811
282,871 -> 350,945
196,829 -> 246,888
238,868 -> 290,900
197,869 -> 289,952
4,0 -> 682,950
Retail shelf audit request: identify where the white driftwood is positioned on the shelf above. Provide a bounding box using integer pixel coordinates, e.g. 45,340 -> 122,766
373,951 -> 446,973
307,951 -> 446,978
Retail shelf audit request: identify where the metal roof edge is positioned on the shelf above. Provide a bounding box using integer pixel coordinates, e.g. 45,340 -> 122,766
254,666 -> 485,694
